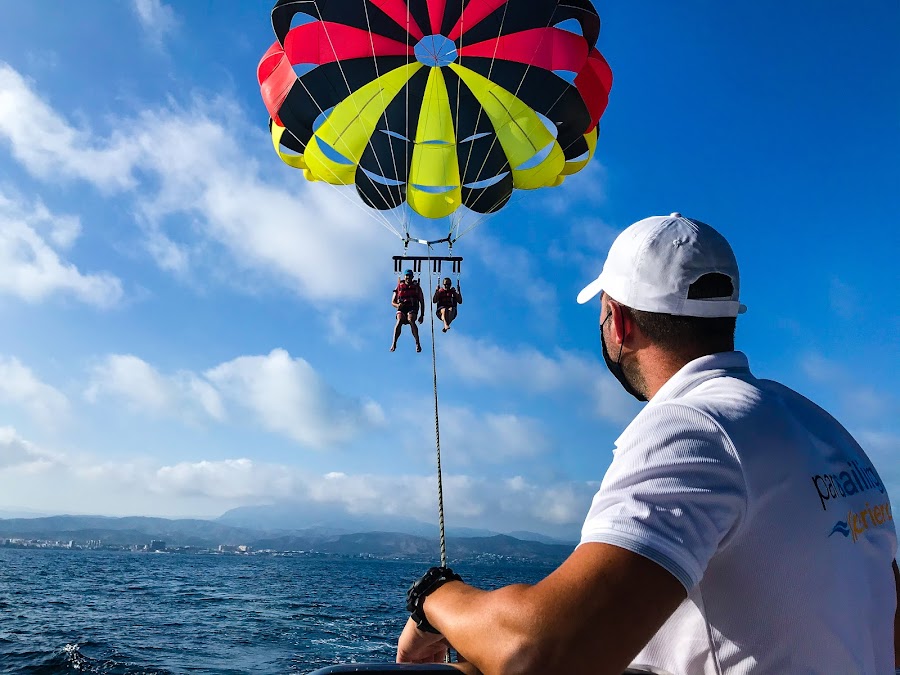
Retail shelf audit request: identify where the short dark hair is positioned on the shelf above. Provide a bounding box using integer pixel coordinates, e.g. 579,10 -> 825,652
627,273 -> 737,356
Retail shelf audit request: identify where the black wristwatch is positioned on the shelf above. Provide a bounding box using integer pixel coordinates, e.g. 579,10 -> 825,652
406,566 -> 463,634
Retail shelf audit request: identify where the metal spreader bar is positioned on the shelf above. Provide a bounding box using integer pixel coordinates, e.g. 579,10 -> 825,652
393,256 -> 463,275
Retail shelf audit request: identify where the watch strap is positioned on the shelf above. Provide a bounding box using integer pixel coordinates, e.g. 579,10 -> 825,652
406,566 -> 463,634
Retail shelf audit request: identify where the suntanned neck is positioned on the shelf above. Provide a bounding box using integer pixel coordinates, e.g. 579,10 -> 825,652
637,346 -> 710,399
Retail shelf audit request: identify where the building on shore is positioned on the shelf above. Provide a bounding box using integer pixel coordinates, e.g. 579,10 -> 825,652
217,544 -> 252,554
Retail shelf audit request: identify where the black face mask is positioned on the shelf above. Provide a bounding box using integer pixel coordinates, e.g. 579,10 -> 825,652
600,311 -> 647,402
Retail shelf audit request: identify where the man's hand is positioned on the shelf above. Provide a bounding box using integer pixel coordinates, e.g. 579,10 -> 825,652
397,617 -> 449,663
418,315 -> 424,324
397,618 -> 483,674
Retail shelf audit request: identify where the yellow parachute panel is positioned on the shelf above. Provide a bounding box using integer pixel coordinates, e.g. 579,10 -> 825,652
270,120 -> 308,170
304,63 -> 422,185
449,64 -> 565,190
561,127 -> 598,176
407,67 -> 462,219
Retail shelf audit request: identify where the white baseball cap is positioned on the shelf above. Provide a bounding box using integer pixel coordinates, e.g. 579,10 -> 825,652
576,213 -> 747,318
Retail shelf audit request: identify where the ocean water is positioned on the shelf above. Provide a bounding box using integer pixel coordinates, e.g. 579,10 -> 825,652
0,549 -> 554,674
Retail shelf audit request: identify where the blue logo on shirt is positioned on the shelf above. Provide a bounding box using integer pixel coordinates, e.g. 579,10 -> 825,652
828,503 -> 893,543
828,521 -> 850,538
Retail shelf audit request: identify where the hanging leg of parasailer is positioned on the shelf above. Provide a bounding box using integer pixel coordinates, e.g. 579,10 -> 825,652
390,270 -> 424,353
433,278 -> 463,332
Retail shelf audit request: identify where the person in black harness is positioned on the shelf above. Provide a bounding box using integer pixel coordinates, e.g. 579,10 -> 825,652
391,270 -> 424,353
432,278 -> 462,332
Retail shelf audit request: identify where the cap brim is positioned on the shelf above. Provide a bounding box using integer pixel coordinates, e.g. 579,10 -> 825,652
576,276 -> 604,304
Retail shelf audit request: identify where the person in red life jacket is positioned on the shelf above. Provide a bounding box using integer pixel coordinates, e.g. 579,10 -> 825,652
391,270 -> 424,353
433,278 -> 463,332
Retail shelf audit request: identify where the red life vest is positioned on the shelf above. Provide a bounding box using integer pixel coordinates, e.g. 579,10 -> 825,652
435,287 -> 457,308
395,280 -> 419,305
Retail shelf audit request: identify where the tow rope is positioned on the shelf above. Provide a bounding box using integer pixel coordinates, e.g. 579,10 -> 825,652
424,246 -> 448,568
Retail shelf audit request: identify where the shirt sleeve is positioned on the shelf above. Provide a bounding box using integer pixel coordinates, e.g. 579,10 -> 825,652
580,402 -> 748,590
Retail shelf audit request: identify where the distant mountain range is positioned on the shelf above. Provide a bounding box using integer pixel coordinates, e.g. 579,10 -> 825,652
217,502 -> 579,543
0,513 -> 576,564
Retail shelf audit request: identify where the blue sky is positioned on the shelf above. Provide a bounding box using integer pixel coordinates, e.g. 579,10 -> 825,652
0,1 -> 897,538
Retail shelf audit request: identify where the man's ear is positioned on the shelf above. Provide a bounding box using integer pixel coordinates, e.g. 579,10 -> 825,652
608,300 -> 635,346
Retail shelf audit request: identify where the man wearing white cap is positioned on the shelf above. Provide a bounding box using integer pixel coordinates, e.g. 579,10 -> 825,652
397,214 -> 898,675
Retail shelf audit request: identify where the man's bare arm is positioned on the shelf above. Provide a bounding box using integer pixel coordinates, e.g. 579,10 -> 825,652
415,542 -> 686,675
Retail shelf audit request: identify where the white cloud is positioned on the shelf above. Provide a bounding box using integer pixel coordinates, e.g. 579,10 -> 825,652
0,357 -> 70,427
540,160 -> 608,215
288,471 -> 590,532
86,354 -> 169,412
141,225 -> 191,276
549,215 -> 620,283
0,191 -> 123,307
85,354 -> 225,422
132,0 -> 178,48
442,335 -> 638,424
858,431 -> 900,455
64,455 -> 597,533
325,310 -> 365,350
85,350 -> 382,449
469,233 -> 558,326
503,476 -> 598,526
797,352 -> 899,500
206,348 -> 385,448
129,108 -> 397,301
0,64 -> 135,190
800,353 -> 844,385
409,405 -> 551,465
800,353 -> 897,421
0,426 -> 59,470
0,62 -> 396,304
152,458 -> 299,500
0,425 -> 598,534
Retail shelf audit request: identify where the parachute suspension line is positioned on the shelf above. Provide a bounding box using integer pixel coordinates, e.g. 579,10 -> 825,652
459,7 -> 556,218
311,1 -> 409,219
457,107 -> 604,242
279,100 -> 399,236
303,169 -> 398,239
459,9 -> 602,236
448,239 -> 461,286
404,2 -> 412,245
280,128 -> 400,238
361,0 -> 404,219
509,13 -> 556,116
425,244 -> 448,568
454,186 -> 532,242
458,0 -> 511,206
451,0 -> 467,245
264,8 -> 397,236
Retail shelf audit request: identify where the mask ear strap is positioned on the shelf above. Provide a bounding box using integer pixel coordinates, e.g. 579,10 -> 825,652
616,303 -> 628,361
605,301 -> 627,361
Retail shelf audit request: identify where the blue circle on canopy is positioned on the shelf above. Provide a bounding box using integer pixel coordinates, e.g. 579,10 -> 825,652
414,35 -> 458,67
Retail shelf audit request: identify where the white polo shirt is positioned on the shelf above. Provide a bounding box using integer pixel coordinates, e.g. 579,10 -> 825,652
580,351 -> 897,674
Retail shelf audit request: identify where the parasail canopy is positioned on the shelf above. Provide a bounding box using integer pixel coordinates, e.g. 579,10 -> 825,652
258,0 -> 612,228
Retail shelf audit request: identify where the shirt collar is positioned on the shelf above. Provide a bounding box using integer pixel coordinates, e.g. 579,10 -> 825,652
649,350 -> 751,405
612,351 -> 751,453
